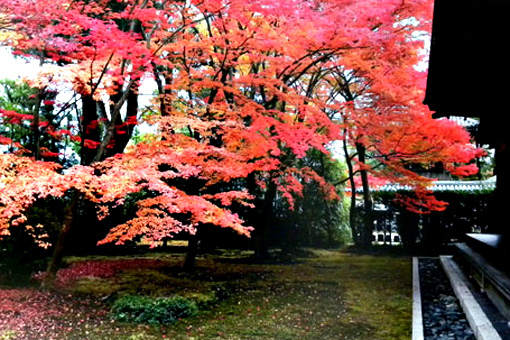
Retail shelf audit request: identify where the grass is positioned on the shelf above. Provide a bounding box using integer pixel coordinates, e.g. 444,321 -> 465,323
0,248 -> 412,340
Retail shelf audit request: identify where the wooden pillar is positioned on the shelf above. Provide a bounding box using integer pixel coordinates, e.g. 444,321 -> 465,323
493,137 -> 510,238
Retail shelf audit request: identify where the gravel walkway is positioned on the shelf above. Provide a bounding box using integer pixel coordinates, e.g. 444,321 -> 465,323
419,258 -> 475,340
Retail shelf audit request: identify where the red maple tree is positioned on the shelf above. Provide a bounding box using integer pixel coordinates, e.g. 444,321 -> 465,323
0,0 -> 481,279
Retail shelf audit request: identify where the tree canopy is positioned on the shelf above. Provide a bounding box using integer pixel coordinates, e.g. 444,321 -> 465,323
0,0 -> 480,259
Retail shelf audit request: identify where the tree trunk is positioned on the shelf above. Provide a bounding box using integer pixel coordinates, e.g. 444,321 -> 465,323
41,193 -> 79,290
31,55 -> 45,160
105,86 -> 139,158
183,231 -> 200,272
342,137 -> 359,245
356,142 -> 374,248
31,90 -> 42,160
80,95 -> 101,165
253,178 -> 276,260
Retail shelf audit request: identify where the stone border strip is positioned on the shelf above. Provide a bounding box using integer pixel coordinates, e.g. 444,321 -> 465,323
440,255 -> 502,340
412,257 -> 424,340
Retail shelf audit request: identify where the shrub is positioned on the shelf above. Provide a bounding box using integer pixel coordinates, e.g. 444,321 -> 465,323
111,295 -> 198,324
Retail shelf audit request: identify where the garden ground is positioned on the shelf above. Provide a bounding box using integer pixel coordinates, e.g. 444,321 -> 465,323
0,248 -> 412,340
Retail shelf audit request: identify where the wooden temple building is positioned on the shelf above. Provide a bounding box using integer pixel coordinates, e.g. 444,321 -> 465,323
424,0 -> 510,322
424,0 -> 510,237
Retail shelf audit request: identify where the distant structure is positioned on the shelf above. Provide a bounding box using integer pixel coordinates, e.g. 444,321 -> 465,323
369,178 -> 495,247
424,0 -> 510,239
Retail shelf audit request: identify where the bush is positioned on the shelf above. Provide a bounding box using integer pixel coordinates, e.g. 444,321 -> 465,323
111,295 -> 198,324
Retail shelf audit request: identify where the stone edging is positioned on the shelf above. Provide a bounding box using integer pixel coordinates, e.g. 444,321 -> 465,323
412,257 -> 424,340
440,255 -> 502,340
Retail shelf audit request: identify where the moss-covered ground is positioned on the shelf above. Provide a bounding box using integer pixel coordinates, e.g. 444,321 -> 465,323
0,248 -> 412,340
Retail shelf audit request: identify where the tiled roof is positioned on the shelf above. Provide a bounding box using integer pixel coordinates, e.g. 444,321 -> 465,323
375,178 -> 496,192
442,116 -> 479,128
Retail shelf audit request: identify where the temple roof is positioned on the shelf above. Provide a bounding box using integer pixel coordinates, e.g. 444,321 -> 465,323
348,178 -> 496,193
374,178 -> 496,193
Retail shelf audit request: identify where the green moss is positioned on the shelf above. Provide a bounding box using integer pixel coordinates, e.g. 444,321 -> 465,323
49,249 -> 412,340
72,276 -> 121,296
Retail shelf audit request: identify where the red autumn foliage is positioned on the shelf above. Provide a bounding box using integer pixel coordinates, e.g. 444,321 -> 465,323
0,0 -> 481,252
0,287 -> 109,340
32,259 -> 167,288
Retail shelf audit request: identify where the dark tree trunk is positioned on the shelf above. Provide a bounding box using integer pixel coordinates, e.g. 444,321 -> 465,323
253,179 -> 276,260
105,86 -> 139,158
31,55 -> 45,160
244,173 -> 270,259
31,89 -> 42,160
343,136 -> 359,245
80,95 -> 101,165
41,193 -> 79,290
356,142 -> 374,248
183,230 -> 200,272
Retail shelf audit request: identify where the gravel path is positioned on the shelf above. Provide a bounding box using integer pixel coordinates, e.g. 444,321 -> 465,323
419,258 -> 475,340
